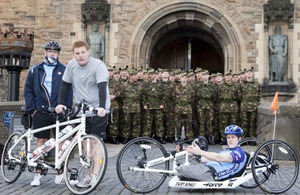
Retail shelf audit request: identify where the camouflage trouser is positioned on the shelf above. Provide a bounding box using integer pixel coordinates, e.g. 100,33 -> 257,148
122,112 -> 141,138
242,111 -> 257,137
213,103 -> 220,140
175,113 -> 193,139
107,109 -> 119,137
164,108 -> 176,137
198,108 -> 214,137
144,109 -> 164,137
219,112 -> 238,139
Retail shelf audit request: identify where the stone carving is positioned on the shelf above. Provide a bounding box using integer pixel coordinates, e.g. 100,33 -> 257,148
87,23 -> 104,60
264,0 -> 294,30
81,0 -> 111,23
269,26 -> 287,83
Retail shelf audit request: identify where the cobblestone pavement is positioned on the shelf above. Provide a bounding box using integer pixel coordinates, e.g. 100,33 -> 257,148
0,143 -> 300,195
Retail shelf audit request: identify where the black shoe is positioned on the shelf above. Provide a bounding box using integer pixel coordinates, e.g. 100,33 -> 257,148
111,137 -> 119,144
122,138 -> 129,144
208,136 -> 215,145
157,137 -> 166,144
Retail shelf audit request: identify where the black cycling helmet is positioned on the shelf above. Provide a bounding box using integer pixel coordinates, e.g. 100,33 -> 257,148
44,41 -> 61,52
223,125 -> 243,137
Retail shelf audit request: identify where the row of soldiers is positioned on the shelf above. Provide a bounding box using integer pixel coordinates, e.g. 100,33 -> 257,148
106,66 -> 261,145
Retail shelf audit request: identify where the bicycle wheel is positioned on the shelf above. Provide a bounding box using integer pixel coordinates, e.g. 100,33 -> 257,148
239,138 -> 262,189
251,140 -> 299,194
116,137 -> 169,193
1,131 -> 27,183
64,134 -> 107,195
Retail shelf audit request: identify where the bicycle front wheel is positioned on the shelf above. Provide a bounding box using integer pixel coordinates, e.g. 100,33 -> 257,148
116,137 -> 169,193
251,140 -> 299,194
64,134 -> 107,195
1,131 -> 27,183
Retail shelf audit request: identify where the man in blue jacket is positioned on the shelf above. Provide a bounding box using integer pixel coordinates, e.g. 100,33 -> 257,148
24,41 -> 73,186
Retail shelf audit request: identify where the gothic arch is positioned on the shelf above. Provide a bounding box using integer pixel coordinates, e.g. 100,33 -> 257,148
128,0 -> 247,72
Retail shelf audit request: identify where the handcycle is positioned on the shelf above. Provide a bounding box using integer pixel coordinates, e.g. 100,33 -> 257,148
1,100 -> 108,195
116,136 -> 299,194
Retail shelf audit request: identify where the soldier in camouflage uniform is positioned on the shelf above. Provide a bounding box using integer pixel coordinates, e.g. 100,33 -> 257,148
196,70 -> 216,144
161,70 -> 176,142
173,72 -> 194,140
120,70 -> 143,144
241,68 -> 261,137
142,69 -> 166,143
218,71 -> 241,144
213,73 -> 224,143
233,72 -> 242,126
108,67 -> 121,144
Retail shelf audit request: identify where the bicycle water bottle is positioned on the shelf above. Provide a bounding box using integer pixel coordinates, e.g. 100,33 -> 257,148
58,125 -> 73,138
43,138 -> 56,153
58,140 -> 71,158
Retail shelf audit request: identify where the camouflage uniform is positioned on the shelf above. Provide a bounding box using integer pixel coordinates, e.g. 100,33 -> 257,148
196,80 -> 215,137
173,80 -> 194,139
161,79 -> 176,138
218,80 -> 241,139
120,79 -> 143,138
108,78 -> 121,138
241,78 -> 261,137
143,80 -> 166,137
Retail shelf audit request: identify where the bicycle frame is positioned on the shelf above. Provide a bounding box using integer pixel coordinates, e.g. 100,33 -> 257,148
7,111 -> 88,170
129,146 -> 270,189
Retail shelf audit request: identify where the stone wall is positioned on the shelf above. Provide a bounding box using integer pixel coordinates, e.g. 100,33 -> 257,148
257,102 -> 300,159
0,101 -> 25,144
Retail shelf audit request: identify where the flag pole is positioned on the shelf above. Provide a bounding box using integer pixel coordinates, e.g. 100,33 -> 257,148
272,110 -> 276,140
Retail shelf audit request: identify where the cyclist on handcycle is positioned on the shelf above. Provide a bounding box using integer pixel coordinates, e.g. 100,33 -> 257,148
176,125 -> 247,181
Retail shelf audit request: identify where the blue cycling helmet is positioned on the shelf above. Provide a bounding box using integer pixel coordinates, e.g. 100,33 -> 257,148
223,125 -> 243,136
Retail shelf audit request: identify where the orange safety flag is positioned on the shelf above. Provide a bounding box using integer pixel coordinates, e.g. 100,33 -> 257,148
270,91 -> 278,114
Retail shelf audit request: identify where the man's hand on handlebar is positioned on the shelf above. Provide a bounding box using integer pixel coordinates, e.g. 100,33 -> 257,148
55,104 -> 67,114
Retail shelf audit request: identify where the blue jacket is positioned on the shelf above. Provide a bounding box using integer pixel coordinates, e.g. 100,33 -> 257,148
24,62 -> 73,113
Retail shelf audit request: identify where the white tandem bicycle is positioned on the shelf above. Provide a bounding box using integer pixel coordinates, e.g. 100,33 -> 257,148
1,100 -> 108,195
116,137 -> 299,194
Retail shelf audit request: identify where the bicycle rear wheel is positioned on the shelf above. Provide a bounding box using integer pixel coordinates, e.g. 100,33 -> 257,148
1,131 -> 27,183
116,137 -> 169,193
251,140 -> 299,194
64,134 -> 107,195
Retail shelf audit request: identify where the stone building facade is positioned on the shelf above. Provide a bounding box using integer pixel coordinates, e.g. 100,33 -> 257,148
0,0 -> 299,102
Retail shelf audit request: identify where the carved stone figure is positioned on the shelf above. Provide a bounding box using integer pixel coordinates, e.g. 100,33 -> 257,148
87,23 -> 104,60
269,26 -> 287,82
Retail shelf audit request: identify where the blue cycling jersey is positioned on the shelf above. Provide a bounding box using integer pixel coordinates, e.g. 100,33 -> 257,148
206,147 -> 246,180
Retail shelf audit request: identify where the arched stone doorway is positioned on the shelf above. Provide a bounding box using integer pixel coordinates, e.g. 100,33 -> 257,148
128,1 -> 246,74
150,27 -> 224,73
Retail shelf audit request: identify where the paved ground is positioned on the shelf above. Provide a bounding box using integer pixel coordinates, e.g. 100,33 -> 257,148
0,142 -> 300,195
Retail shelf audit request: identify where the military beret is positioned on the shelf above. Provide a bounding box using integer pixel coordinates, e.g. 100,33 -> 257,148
120,66 -> 128,71
232,72 -> 238,76
129,70 -> 137,75
137,67 -> 143,72
143,69 -> 148,74
169,72 -> 175,76
187,72 -> 194,77
201,70 -> 209,75
107,66 -> 114,71
210,73 -> 216,78
114,69 -> 120,74
238,69 -> 245,75
195,67 -> 203,73
175,69 -> 181,74
181,72 -> 188,77
188,69 -> 194,73
215,72 -> 223,77
148,69 -> 155,74
245,67 -> 254,72
224,70 -> 232,76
